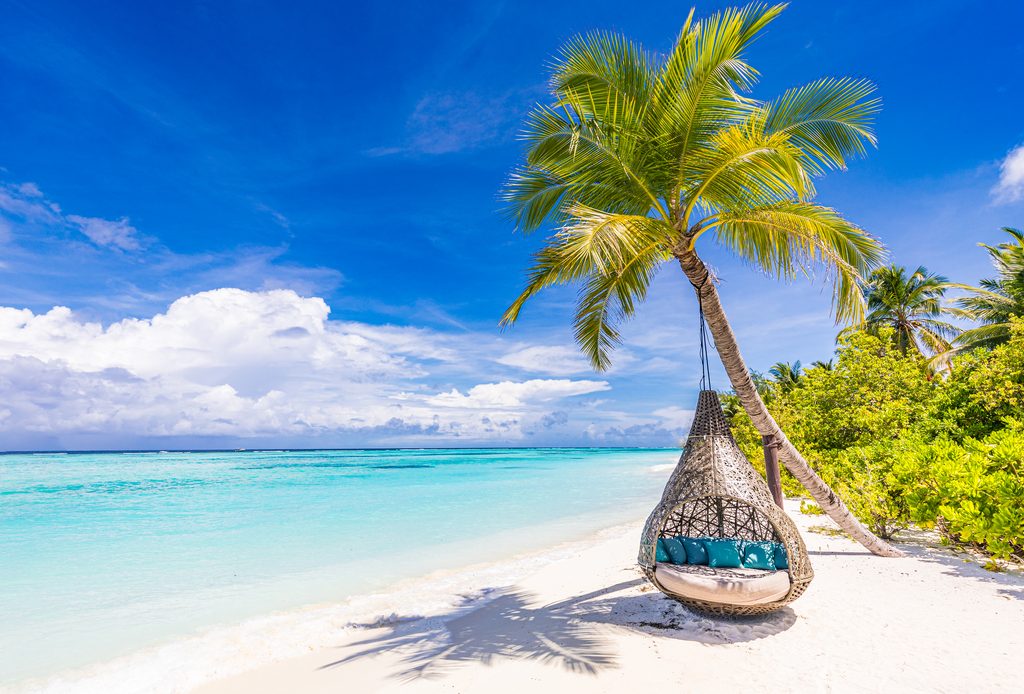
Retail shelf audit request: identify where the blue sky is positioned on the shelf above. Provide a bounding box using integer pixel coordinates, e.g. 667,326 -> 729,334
1,0 -> 1022,450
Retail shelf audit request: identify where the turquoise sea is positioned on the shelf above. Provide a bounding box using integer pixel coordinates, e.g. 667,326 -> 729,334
0,448 -> 675,689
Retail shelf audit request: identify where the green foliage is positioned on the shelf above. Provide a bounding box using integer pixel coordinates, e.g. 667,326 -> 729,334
724,324 -> 1024,560
799,500 -> 824,515
774,329 -> 934,451
932,316 -> 1024,439
820,440 -> 917,539
768,360 -> 802,392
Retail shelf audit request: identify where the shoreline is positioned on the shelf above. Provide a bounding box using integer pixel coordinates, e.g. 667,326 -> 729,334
201,500 -> 1024,694
16,500 -> 1024,693
15,517 -> 651,694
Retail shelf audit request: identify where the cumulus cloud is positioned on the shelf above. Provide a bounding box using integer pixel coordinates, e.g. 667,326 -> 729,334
424,379 -> 610,409
0,289 -> 621,447
992,145 -> 1024,203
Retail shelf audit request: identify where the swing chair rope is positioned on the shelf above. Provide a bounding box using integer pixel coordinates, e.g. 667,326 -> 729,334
691,275 -> 713,391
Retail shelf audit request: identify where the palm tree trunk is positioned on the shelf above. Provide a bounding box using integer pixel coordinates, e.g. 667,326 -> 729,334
676,249 -> 903,557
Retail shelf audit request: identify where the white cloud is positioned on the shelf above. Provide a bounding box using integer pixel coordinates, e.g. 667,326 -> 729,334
0,180 -> 144,251
496,345 -> 592,375
652,406 -> 695,430
15,182 -> 43,197
424,379 -> 610,409
0,289 -> 621,446
992,145 -> 1024,203
0,183 -> 60,224
67,215 -> 143,251
374,88 -> 536,156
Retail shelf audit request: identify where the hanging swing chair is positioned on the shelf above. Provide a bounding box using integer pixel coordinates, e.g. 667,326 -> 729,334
637,283 -> 812,617
638,391 -> 813,616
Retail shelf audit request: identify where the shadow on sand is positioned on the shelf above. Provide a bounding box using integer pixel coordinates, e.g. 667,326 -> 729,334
892,530 -> 1024,601
319,577 -> 797,681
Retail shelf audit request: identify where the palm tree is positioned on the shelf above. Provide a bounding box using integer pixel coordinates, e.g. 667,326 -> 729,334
955,228 -> 1024,349
858,265 -> 960,360
809,359 -> 834,371
499,4 -> 901,556
768,360 -> 802,392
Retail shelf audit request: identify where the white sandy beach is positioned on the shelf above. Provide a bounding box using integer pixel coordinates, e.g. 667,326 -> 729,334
188,501 -> 1023,694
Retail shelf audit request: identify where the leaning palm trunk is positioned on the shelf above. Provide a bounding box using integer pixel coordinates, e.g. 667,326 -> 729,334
501,5 -> 904,558
678,250 -> 903,557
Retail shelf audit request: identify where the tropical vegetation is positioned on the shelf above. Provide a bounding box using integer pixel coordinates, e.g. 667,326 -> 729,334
499,3 -> 901,556
855,265 -> 959,363
955,227 -> 1024,350
724,235 -> 1024,562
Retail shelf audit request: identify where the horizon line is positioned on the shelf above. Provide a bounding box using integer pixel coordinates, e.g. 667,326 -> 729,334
0,445 -> 681,455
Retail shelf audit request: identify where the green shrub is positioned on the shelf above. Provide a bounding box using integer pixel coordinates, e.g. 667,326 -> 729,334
799,500 -> 824,515
718,323 -> 1024,561
916,426 -> 1024,560
821,443 -> 911,540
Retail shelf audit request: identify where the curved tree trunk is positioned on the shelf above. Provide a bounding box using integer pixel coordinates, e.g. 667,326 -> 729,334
676,249 -> 903,557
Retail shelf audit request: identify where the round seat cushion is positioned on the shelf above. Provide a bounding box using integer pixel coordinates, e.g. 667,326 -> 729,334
655,562 -> 791,606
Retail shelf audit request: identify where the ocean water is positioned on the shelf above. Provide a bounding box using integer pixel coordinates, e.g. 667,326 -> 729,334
0,448 -> 676,689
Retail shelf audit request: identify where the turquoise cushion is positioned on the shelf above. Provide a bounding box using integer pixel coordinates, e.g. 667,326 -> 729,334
774,542 -> 789,569
742,540 -> 777,570
705,539 -> 743,568
662,536 -> 688,564
655,538 -> 670,563
681,537 -> 708,565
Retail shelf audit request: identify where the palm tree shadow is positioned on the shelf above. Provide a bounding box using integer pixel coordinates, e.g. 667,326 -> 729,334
321,587 -> 618,681
320,577 -> 796,681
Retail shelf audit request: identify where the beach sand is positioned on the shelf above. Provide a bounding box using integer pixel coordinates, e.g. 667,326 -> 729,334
196,501 -> 1024,694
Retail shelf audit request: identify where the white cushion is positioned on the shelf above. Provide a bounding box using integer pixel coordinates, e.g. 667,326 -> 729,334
655,563 -> 791,606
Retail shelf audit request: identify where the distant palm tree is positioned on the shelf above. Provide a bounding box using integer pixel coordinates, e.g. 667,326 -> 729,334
955,228 -> 1024,350
499,4 -> 898,555
857,265 -> 960,359
809,359 -> 834,371
768,360 -> 803,392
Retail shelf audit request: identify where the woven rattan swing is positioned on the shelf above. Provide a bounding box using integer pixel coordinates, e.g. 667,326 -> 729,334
637,288 -> 813,617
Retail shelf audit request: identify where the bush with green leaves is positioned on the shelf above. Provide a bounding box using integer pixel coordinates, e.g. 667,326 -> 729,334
893,425 -> 1024,560
720,323 -> 1024,560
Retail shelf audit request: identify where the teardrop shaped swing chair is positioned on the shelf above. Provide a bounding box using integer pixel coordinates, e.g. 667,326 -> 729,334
637,284 -> 813,617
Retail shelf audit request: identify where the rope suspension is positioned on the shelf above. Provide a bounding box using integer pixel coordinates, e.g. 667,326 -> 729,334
692,274 -> 714,391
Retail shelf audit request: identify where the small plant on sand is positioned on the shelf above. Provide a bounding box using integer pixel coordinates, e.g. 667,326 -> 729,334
800,500 -> 824,516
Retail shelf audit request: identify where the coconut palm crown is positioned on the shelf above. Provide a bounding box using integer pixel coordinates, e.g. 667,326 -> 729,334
858,265 -> 960,359
500,3 -> 903,557
500,2 -> 884,369
955,228 -> 1024,350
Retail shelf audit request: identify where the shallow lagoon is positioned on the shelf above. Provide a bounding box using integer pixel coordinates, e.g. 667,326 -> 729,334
0,447 -> 676,685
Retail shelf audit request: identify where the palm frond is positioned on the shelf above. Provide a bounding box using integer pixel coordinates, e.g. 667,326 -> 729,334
574,248 -> 665,370
656,3 -> 786,176
685,113 -> 814,215
552,31 -> 654,124
500,209 -> 673,331
954,322 -> 1012,351
502,167 -> 570,231
710,201 -> 885,322
762,77 -> 880,175
500,5 -> 889,372
517,102 -> 667,219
